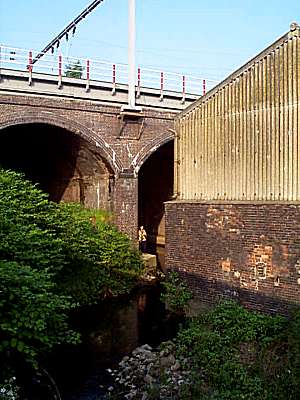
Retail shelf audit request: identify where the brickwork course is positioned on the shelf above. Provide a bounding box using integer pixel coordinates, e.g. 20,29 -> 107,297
2,25 -> 300,313
0,92 -> 175,242
166,24 -> 300,313
166,202 -> 300,313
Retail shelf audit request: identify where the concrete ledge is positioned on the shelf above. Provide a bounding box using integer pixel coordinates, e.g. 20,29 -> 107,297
142,253 -> 157,269
0,68 -> 199,112
166,199 -> 300,205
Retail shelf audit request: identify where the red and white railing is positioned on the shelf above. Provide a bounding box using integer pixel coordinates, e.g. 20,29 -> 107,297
0,45 -> 218,97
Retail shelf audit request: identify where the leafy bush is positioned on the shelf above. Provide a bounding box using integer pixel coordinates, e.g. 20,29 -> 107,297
0,168 -> 143,305
65,60 -> 84,79
174,300 -> 300,400
0,170 -> 64,273
54,202 -> 143,303
160,271 -> 193,315
0,168 -> 143,383
0,261 -> 79,366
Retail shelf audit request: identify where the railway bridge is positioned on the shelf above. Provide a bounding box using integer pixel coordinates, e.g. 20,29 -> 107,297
0,52 -> 203,266
2,23 -> 300,313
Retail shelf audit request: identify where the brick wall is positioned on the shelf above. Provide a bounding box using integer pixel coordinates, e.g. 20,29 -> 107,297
165,201 -> 300,314
0,93 -> 175,240
0,94 -> 175,172
114,174 -> 138,241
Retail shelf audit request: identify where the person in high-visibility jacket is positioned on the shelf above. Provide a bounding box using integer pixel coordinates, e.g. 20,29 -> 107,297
138,225 -> 147,253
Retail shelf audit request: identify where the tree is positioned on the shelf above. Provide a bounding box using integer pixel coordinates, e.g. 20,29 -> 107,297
65,60 -> 84,79
0,168 -> 143,380
0,168 -> 143,305
0,261 -> 79,366
53,202 -> 143,304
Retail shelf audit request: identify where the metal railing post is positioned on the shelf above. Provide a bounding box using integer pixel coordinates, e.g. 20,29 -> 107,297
136,67 -> 141,98
159,72 -> 164,101
28,50 -> 33,85
203,79 -> 206,96
181,75 -> 186,104
85,59 -> 90,92
58,54 -> 62,88
112,63 -> 116,95
0,46 -> 2,82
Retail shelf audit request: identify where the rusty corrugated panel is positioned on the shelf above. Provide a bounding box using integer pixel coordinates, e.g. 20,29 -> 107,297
175,24 -> 300,201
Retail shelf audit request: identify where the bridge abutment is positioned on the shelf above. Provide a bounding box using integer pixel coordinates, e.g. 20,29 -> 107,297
0,85 -> 181,247
114,173 -> 138,242
165,201 -> 300,314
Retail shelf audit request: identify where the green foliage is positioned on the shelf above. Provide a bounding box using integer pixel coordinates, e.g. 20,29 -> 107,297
174,300 -> 300,400
160,271 -> 193,315
0,168 -> 143,380
65,60 -> 84,78
265,309 -> 300,399
0,169 -> 64,272
54,202 -> 143,303
0,168 -> 142,305
0,261 -> 79,366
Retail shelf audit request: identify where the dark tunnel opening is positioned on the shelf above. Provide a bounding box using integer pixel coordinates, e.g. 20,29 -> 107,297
138,140 -> 174,269
0,123 -> 114,210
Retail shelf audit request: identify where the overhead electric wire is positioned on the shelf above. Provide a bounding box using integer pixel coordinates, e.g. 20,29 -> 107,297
32,0 -> 105,65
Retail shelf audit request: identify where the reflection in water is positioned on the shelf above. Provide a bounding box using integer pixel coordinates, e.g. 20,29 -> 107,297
49,285 -> 173,400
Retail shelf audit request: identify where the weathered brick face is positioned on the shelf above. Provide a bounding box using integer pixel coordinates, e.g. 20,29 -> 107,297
0,93 -> 175,240
165,201 -> 300,314
114,175 -> 138,241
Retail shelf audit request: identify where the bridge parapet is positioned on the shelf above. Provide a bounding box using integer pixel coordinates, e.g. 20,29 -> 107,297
0,45 -> 217,93
0,68 -> 200,111
0,67 -> 181,243
0,44 -> 211,249
0,44 -> 219,110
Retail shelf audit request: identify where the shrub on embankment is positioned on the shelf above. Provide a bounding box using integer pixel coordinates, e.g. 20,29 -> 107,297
111,300 -> 300,399
0,168 -> 142,385
174,300 -> 300,400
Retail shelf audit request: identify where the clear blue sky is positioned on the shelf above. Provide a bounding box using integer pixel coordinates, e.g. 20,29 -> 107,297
1,0 -> 300,82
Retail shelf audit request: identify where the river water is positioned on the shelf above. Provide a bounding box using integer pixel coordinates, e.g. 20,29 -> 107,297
47,284 -> 173,400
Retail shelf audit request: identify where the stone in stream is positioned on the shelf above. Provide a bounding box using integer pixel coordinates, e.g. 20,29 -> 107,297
160,354 -> 176,368
108,342 -> 190,399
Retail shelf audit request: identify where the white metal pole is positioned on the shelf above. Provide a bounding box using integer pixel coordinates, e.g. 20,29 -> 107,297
128,0 -> 136,109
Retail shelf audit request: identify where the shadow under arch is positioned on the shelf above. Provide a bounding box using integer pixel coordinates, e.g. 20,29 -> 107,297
0,117 -> 117,211
131,130 -> 175,175
137,132 -> 175,270
0,111 -> 123,175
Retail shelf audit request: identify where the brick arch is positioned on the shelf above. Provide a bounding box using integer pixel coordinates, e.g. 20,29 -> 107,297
0,111 -> 123,175
131,130 -> 175,176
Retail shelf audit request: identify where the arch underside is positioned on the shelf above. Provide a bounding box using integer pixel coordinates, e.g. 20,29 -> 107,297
0,111 -> 176,246
132,131 -> 175,174
0,112 -> 123,174
0,122 -> 115,211
138,139 -> 174,269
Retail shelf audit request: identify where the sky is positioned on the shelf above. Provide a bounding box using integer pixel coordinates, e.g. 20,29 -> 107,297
1,0 -> 300,84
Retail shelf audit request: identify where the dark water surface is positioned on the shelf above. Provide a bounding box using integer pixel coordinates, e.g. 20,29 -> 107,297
48,284 -> 172,400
